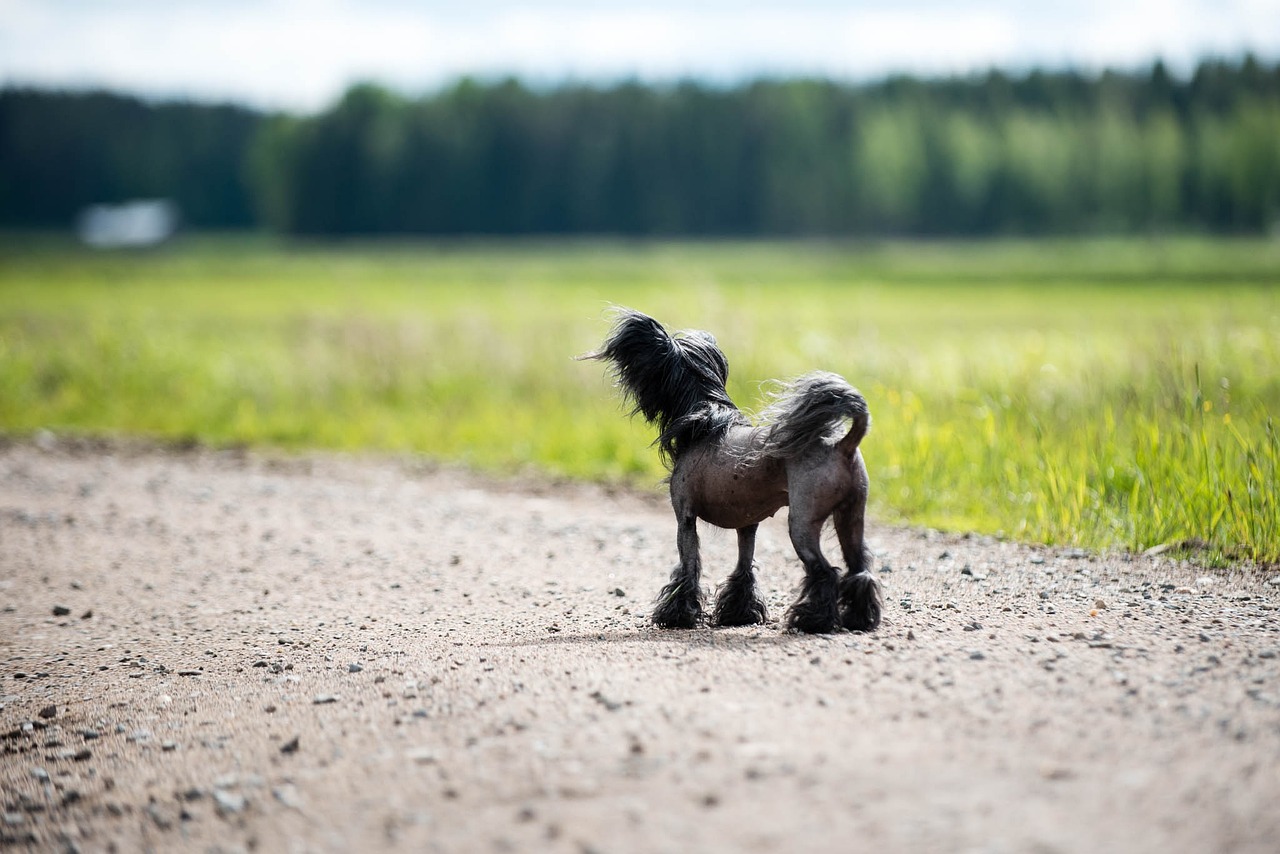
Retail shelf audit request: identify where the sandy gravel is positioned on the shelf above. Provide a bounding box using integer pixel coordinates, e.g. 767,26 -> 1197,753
2,441 -> 1279,853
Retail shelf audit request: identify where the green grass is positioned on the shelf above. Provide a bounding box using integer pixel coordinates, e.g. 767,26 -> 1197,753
2,235 -> 1278,564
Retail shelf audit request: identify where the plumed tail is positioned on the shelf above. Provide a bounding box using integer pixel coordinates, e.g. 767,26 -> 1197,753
579,308 -> 743,465
757,371 -> 869,459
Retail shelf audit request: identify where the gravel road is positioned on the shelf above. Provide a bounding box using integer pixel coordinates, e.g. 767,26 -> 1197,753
2,441 -> 1278,853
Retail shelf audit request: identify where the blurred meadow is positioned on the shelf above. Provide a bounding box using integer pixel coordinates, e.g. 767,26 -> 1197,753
2,236 -> 1277,564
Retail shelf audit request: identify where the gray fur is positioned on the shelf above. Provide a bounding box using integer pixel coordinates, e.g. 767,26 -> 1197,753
583,308 -> 883,634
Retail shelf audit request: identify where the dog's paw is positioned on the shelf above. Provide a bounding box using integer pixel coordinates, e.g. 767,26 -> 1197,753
711,591 -> 768,627
785,599 -> 840,634
653,578 -> 704,629
839,570 -> 883,632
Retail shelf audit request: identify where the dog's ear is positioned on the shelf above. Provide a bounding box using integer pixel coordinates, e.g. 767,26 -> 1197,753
683,330 -> 729,384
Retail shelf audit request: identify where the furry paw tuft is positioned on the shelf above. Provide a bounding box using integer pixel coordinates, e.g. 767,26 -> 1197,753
839,570 -> 883,632
711,575 -> 768,627
785,598 -> 840,634
652,576 -> 704,629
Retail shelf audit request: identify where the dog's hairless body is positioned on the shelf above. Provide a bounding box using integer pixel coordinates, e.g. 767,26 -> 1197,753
583,309 -> 881,634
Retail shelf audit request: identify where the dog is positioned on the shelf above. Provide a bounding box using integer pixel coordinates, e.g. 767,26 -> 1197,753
581,308 -> 881,634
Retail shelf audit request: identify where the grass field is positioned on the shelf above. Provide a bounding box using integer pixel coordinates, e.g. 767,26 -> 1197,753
1,235 -> 1277,564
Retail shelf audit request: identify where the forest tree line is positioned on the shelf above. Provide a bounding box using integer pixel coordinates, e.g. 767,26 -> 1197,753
3,57 -> 1279,236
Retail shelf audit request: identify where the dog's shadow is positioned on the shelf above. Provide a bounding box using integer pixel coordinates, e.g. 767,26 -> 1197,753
488,624 -> 864,650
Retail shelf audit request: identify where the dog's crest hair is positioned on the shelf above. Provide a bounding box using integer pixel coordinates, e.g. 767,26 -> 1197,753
582,308 -> 747,465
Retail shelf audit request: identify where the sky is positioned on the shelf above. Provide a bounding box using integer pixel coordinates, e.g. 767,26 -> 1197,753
2,0 -> 1279,112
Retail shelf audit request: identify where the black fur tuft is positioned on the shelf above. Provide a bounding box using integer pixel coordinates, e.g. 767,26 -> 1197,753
785,567 -> 841,634
653,571 -> 705,629
711,570 -> 769,626
839,569 -> 883,632
582,308 -> 745,465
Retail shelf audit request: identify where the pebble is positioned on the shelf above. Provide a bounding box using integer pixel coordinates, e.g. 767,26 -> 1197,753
273,785 -> 303,810
280,736 -> 300,754
213,790 -> 247,815
348,663 -> 363,673
1094,598 -> 1108,610
29,767 -> 49,782
313,694 -> 340,705
37,705 -> 56,719
52,605 -> 71,617
407,747 -> 438,764
146,803 -> 173,830
969,651 -> 987,660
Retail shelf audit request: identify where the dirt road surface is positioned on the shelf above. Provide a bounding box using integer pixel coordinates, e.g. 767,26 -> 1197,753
2,442 -> 1278,853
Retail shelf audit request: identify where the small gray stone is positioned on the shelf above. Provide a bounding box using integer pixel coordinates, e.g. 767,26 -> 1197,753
213,789 -> 247,815
273,784 -> 303,810
347,663 -> 363,673
313,694 -> 340,705
146,803 -> 173,830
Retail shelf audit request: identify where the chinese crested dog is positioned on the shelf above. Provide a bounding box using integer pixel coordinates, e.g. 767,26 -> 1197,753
582,309 -> 881,634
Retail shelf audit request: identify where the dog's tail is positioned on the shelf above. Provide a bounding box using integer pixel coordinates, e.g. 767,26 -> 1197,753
758,371 -> 869,459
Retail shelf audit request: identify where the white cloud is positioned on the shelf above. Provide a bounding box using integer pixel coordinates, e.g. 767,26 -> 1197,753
0,0 -> 1277,110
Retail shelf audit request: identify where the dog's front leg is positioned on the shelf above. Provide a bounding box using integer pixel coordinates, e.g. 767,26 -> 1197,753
653,511 -> 704,628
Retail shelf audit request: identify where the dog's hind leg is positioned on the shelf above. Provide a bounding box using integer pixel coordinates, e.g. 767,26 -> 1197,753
711,524 -> 769,627
653,511 -> 705,629
834,500 -> 882,632
784,513 -> 841,634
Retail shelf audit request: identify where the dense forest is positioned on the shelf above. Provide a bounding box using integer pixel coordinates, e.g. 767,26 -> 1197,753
3,57 -> 1279,236
0,90 -> 261,230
